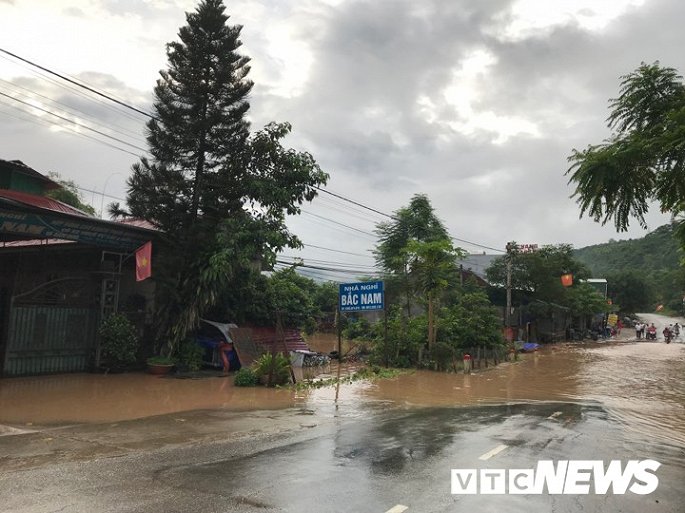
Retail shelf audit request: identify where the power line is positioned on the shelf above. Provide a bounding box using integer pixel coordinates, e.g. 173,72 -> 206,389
278,256 -> 378,271
0,54 -> 149,126
300,210 -> 376,237
0,47 -> 156,121
314,186 -> 506,252
0,97 -> 141,158
452,237 -> 505,253
0,46 -> 506,255
73,185 -> 126,202
303,243 -> 374,259
0,78 -> 147,143
0,91 -> 148,153
314,185 -> 394,220
276,260 -> 380,275
297,213 -> 377,241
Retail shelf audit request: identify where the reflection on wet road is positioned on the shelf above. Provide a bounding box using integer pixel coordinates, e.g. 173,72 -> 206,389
1,340 -> 684,513
158,403 -> 682,513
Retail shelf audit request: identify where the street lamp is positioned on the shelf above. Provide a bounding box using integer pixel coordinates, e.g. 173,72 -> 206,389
100,172 -> 124,218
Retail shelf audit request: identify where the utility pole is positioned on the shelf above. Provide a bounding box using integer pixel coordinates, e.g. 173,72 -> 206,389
505,242 -> 516,360
505,242 -> 514,329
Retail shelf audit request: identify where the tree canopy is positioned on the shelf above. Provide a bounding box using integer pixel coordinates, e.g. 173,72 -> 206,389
372,194 -> 479,361
567,62 -> 685,248
486,244 -> 591,304
45,172 -> 96,216
124,0 -> 328,349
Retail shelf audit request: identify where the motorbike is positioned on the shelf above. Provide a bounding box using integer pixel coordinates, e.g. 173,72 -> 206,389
646,327 -> 657,340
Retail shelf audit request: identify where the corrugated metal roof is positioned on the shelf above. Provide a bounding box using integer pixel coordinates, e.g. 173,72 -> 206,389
0,188 -> 91,216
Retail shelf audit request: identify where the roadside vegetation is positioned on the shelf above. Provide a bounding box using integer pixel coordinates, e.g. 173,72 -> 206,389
566,62 -> 685,315
573,224 -> 685,314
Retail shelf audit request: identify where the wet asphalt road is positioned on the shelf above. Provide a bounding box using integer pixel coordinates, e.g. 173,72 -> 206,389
1,401 -> 682,513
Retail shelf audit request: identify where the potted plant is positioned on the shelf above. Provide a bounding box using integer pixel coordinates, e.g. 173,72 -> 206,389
98,313 -> 140,373
146,355 -> 176,375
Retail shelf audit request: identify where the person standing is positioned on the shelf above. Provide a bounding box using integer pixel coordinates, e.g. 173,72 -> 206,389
635,321 -> 642,339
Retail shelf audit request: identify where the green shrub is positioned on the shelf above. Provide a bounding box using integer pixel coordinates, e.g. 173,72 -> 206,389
99,314 -> 139,370
234,368 -> 259,387
253,352 -> 291,387
176,337 -> 204,371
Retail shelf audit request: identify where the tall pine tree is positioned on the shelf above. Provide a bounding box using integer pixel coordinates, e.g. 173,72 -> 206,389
126,0 -> 328,349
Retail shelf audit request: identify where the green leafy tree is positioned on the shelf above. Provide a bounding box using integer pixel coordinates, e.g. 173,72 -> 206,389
374,194 -> 452,317
435,291 -> 504,370
370,306 -> 427,368
404,239 -> 464,351
486,244 -> 591,304
45,172 -> 96,216
566,283 -> 611,329
125,0 -> 328,351
268,268 -> 318,329
567,62 -> 685,249
604,270 -> 653,313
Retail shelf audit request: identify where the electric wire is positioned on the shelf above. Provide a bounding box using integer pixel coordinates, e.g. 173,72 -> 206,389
0,77 -> 147,143
0,91 -> 148,153
302,243 -> 374,258
0,46 -> 506,256
0,53 -> 149,125
0,47 -> 156,120
300,210 -> 376,237
0,97 -> 141,157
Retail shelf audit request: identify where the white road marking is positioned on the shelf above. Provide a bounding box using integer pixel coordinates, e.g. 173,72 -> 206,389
547,411 -> 563,420
478,444 -> 508,460
385,505 -> 408,513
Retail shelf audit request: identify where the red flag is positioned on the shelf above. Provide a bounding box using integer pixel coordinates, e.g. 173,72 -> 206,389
560,273 -> 573,287
135,241 -> 152,281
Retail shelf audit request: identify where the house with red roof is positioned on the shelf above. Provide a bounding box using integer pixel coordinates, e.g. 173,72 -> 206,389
0,159 -> 158,376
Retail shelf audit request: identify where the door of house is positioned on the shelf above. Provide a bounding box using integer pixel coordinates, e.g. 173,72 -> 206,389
3,277 -> 99,376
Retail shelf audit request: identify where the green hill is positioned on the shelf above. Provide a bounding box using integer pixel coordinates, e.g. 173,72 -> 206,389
573,224 -> 684,313
573,224 -> 681,276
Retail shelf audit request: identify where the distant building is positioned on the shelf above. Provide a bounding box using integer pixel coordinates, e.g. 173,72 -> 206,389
583,278 -> 608,298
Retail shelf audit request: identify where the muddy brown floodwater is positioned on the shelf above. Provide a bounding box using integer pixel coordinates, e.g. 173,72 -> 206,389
1,340 -> 684,449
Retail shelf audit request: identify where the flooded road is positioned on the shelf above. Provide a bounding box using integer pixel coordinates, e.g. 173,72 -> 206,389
2,335 -> 684,513
1,338 -> 684,450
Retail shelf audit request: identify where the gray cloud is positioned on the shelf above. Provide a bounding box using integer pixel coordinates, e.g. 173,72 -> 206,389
245,0 -> 677,254
1,0 -> 679,262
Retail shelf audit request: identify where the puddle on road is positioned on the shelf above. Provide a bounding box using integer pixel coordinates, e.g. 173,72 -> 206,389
1,341 -> 684,447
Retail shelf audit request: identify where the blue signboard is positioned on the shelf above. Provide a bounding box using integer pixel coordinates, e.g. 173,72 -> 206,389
339,281 -> 384,312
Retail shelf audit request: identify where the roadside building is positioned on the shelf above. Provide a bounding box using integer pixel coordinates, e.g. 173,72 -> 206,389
0,159 -> 157,376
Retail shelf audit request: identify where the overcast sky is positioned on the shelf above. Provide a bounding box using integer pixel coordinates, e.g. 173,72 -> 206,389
0,0 -> 681,280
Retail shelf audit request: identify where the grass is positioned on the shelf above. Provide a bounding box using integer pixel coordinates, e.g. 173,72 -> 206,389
290,365 -> 408,391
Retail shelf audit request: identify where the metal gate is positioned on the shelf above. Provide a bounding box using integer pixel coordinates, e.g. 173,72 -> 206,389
3,277 -> 98,376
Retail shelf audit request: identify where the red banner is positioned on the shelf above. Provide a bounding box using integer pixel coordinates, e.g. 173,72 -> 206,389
135,241 -> 152,281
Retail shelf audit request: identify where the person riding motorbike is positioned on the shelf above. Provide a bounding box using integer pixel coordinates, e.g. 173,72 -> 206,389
663,326 -> 673,344
647,323 -> 657,340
